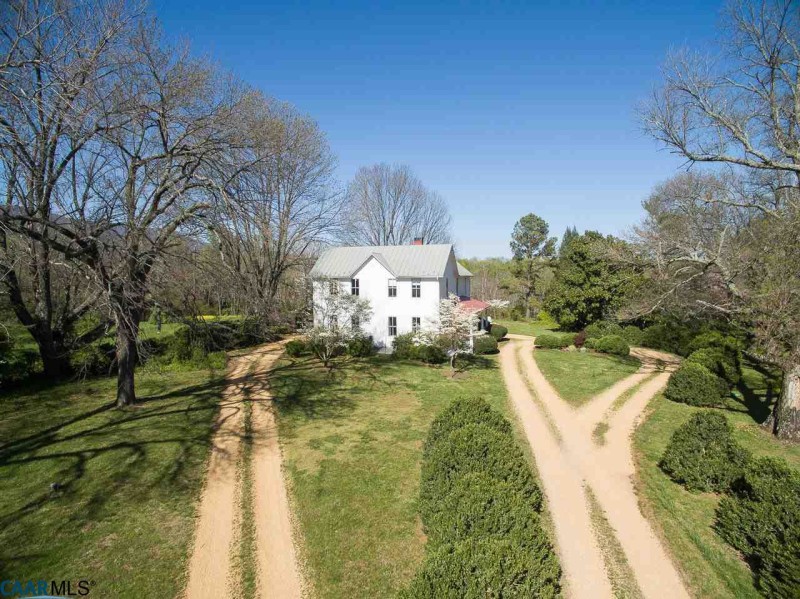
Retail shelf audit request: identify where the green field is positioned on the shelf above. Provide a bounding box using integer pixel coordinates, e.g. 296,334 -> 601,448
533,349 -> 641,406
495,318 -> 558,337
634,365 -> 799,598
0,366 -> 225,597
271,354 -> 514,598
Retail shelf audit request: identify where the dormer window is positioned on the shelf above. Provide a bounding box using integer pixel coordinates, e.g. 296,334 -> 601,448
329,281 -> 339,295
412,280 -> 421,298
351,278 -> 360,296
388,278 -> 397,297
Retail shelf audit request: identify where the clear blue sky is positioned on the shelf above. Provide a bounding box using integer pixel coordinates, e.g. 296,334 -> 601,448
155,0 -> 722,258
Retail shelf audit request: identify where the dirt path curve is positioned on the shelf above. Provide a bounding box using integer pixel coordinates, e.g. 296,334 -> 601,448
500,335 -> 688,599
185,341 -> 303,599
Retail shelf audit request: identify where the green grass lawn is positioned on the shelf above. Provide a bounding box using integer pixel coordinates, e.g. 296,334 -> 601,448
634,364 -> 799,598
271,354 -> 512,599
532,349 -> 641,406
494,318 -> 558,337
0,366 -> 225,597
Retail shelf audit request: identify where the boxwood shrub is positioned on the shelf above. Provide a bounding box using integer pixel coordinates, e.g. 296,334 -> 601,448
584,321 -> 623,340
347,335 -> 374,357
420,423 -> 542,515
403,537 -> 560,599
489,324 -> 508,341
659,412 -> 750,493
473,334 -> 498,355
685,348 -> 739,387
664,362 -> 727,407
410,397 -> 560,598
285,338 -> 310,357
594,334 -> 630,357
715,457 -> 800,598
621,325 -> 644,346
536,333 -> 574,349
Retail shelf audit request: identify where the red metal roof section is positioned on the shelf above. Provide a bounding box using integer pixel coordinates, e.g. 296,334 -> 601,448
458,298 -> 490,313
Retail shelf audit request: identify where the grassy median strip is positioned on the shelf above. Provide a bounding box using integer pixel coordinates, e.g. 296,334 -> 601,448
533,350 -> 640,407
586,487 -> 643,599
234,398 -> 258,599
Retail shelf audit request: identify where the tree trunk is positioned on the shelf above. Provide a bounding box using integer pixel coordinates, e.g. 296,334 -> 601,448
114,310 -> 141,407
36,334 -> 73,379
772,364 -> 800,441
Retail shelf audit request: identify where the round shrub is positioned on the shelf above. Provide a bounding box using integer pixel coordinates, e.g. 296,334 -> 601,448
716,457 -> 800,599
417,344 -> 447,364
420,423 -> 542,516
347,335 -> 374,357
425,397 -> 512,457
473,334 -> 498,355
584,320 -> 623,340
594,334 -> 630,357
489,324 -> 508,341
424,472 -> 545,548
686,348 -> 739,386
285,338 -> 310,357
659,412 -> 751,492
392,332 -> 418,360
403,537 -> 561,599
621,325 -> 644,346
535,333 -> 574,349
687,331 -> 740,356
640,323 -> 694,356
664,362 -> 728,406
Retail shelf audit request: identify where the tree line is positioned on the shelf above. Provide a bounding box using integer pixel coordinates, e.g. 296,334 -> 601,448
0,0 -> 453,405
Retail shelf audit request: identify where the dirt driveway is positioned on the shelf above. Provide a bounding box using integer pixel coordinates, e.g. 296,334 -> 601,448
185,341 -> 303,599
500,334 -> 687,599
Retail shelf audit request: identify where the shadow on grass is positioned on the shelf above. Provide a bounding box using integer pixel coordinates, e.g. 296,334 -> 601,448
0,375 -> 226,561
721,363 -> 781,425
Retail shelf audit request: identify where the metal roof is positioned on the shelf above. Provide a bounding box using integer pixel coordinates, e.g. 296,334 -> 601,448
456,262 -> 473,277
310,244 -> 456,278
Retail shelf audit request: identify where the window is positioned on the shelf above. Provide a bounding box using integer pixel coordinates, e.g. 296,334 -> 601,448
328,280 -> 339,295
412,317 -> 421,332
446,278 -> 449,295
412,280 -> 421,298
351,278 -> 360,295
388,316 -> 397,336
388,278 -> 397,297
351,315 -> 360,329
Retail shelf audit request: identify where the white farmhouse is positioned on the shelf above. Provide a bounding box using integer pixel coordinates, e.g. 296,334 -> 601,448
309,241 -> 488,349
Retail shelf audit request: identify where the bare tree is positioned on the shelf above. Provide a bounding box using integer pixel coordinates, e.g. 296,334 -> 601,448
1,17 -> 251,405
209,97 -> 341,327
0,0 -> 135,375
642,0 -> 800,440
339,163 -> 452,245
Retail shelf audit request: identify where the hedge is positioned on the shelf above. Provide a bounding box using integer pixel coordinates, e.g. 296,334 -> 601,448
535,333 -> 574,349
409,398 -> 559,597
489,324 -> 508,341
392,333 -> 447,364
285,339 -> 311,357
473,334 -> 498,355
593,334 -> 630,357
423,472 -> 546,549
402,537 -> 560,599
347,335 -> 374,357
420,423 -> 542,515
716,457 -> 800,598
685,348 -> 739,387
664,362 -> 728,407
659,412 -> 750,493
584,321 -> 623,340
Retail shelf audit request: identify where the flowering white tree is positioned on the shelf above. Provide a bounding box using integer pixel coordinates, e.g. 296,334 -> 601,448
414,293 -> 483,375
307,286 -> 372,368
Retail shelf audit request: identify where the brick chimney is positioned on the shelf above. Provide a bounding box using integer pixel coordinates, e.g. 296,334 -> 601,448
412,237 -> 424,245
